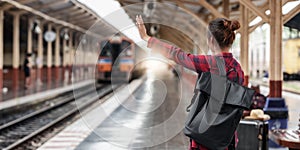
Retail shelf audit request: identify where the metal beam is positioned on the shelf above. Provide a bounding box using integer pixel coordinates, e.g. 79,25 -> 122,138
47,6 -> 77,17
59,9 -> 86,20
248,0 -> 292,33
0,0 -> 36,10
175,0 -> 208,26
70,16 -> 96,24
239,0 -> 269,23
195,0 -> 227,19
32,0 -> 69,10
249,20 -> 264,33
70,0 -> 99,20
68,12 -> 91,22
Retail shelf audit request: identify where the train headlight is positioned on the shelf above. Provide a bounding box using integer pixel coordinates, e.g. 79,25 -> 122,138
126,50 -> 133,56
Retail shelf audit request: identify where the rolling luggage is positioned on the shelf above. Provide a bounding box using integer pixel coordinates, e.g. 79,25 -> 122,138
237,119 -> 268,150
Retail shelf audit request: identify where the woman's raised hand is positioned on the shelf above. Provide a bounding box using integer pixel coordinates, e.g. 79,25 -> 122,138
136,15 -> 151,42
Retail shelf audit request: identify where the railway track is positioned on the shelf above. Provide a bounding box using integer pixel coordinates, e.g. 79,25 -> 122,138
0,85 -> 91,126
0,84 -> 116,150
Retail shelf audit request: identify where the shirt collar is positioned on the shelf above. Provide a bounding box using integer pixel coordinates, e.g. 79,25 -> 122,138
215,52 -> 233,57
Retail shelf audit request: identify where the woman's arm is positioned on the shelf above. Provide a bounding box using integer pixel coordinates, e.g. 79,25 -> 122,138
147,37 -> 210,72
136,15 -> 209,73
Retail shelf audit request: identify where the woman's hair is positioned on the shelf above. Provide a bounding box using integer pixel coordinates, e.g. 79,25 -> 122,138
208,18 -> 240,49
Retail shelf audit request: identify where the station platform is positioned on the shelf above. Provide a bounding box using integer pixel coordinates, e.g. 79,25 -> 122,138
38,69 -> 299,150
39,70 -> 191,150
0,66 -> 94,110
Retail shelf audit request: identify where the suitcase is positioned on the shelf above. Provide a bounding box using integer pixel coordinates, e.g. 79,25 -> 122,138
237,119 -> 269,150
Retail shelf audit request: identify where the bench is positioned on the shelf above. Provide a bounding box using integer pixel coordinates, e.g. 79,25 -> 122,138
269,114 -> 300,150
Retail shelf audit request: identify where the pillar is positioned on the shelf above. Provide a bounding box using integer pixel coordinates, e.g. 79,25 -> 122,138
62,35 -> 67,67
37,23 -> 43,68
240,4 -> 249,86
223,0 -> 230,18
0,10 -> 4,100
269,0 -> 283,97
12,13 -> 20,91
37,22 -> 43,85
47,24 -> 52,68
68,31 -> 73,82
68,31 -> 73,66
27,18 -> 33,53
12,14 -> 20,69
55,27 -> 60,67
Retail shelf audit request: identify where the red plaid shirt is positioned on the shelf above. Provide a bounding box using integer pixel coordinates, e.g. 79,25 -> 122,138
147,37 -> 244,150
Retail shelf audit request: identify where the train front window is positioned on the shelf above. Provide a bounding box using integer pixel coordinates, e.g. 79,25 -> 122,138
121,40 -> 132,56
100,41 -> 111,57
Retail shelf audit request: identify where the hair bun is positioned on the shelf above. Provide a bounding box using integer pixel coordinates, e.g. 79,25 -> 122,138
229,20 -> 240,31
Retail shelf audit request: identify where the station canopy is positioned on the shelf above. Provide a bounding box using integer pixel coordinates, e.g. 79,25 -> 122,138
0,0 -> 117,37
117,0 -> 300,51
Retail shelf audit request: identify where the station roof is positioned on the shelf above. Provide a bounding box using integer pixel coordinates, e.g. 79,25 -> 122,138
285,13 -> 300,31
0,0 -> 117,37
117,0 -> 300,51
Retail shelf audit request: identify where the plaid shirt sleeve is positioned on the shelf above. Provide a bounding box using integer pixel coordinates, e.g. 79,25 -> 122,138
147,37 -> 210,73
147,37 -> 244,85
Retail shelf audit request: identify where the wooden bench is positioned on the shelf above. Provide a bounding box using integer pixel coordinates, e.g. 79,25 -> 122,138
269,115 -> 300,150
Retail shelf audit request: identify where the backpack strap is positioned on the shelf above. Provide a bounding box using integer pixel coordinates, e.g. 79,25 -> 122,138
186,74 -> 201,112
215,56 -> 226,76
186,89 -> 200,112
216,56 -> 239,83
227,68 -> 239,83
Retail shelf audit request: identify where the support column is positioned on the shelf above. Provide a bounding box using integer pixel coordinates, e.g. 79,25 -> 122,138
12,14 -> 20,69
68,31 -> 73,66
37,23 -> 43,69
46,24 -> 52,88
27,18 -> 33,53
240,5 -> 249,86
68,31 -> 73,82
54,27 -> 61,84
37,22 -> 43,85
47,24 -> 52,68
62,35 -> 67,67
62,33 -> 67,82
269,0 -> 283,97
0,10 -> 4,100
55,27 -> 60,67
12,13 -> 20,91
223,0 -> 230,18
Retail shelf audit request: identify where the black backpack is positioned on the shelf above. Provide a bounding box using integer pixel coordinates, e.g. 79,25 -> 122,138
184,57 -> 255,150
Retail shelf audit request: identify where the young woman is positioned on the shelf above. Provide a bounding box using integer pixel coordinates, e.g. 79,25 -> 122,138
136,15 -> 244,150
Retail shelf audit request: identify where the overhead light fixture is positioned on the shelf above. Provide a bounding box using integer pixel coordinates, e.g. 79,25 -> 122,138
62,28 -> 69,40
33,20 -> 41,34
150,24 -> 160,35
64,33 -> 69,40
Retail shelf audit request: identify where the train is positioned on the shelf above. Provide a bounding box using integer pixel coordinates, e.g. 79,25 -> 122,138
283,38 -> 300,81
96,35 -> 135,82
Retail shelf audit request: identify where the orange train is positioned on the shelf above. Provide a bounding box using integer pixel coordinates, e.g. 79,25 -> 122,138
97,36 -> 135,81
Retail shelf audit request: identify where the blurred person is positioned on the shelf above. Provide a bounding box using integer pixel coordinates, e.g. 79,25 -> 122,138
24,53 -> 32,89
136,15 -> 244,150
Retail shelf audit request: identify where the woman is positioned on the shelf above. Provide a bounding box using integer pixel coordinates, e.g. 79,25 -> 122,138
136,15 -> 244,150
